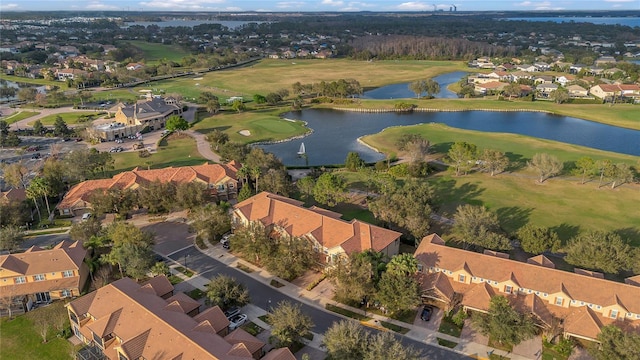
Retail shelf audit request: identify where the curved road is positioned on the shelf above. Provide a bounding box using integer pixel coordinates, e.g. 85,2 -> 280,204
167,245 -> 469,360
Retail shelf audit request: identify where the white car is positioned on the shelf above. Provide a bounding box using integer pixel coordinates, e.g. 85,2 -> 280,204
81,213 -> 92,221
228,314 -> 247,331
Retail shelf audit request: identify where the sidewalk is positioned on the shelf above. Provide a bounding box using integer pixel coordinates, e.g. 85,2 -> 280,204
180,237 -> 533,360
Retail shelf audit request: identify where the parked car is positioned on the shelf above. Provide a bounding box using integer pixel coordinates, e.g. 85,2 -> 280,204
81,213 -> 92,221
220,233 -> 231,249
224,306 -> 241,320
31,152 -> 41,159
421,306 -> 433,321
228,314 -> 248,330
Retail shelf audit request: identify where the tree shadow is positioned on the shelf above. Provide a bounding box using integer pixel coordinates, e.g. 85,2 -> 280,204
431,141 -> 455,155
550,223 -> 581,244
195,125 -> 232,135
430,178 -> 484,215
614,227 -> 640,247
505,152 -> 527,171
495,206 -> 532,233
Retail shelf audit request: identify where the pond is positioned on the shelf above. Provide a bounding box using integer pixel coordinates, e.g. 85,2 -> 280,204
0,80 -> 46,101
259,109 -> 640,166
361,71 -> 466,99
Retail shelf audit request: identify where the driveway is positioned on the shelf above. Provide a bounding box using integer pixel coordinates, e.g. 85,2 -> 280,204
413,304 -> 443,332
142,222 -> 194,256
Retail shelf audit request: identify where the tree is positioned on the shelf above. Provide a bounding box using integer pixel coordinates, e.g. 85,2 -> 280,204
447,142 -> 477,176
313,172 -> 348,206
596,159 -> 614,188
206,129 -> 229,151
574,157 -> 597,184
32,119 -> 45,135
565,231 -> 636,274
165,115 -> 189,132
366,331 -> 421,360
17,87 -> 37,102
328,255 -> 375,304
264,235 -> 315,280
590,325 -> 640,360
503,83 -> 522,98
345,152 -> 365,171
25,180 -> 43,222
516,224 -> 560,254
150,262 -> 170,277
550,87 -> 570,104
188,203 -> 231,243
249,166 -> 261,194
423,78 -> 440,98
28,177 -> 52,217
472,296 -> 537,347
101,222 -> 154,279
609,163 -> 634,189
529,153 -> 563,183
205,274 -> 250,309
453,204 -> 511,251
265,92 -> 283,105
260,168 -> 292,196
253,94 -> 266,104
385,253 -> 418,276
376,270 -> 421,315
206,98 -> 220,114
70,217 -> 103,243
53,116 -> 70,137
0,85 -> 17,101
296,176 -> 316,200
0,226 -> 24,252
408,80 -> 426,98
231,99 -> 245,113
479,148 -> 510,176
175,182 -> 208,210
323,320 -> 368,360
268,301 -> 313,348
2,162 -> 29,188
138,181 -> 176,213
237,185 -> 253,201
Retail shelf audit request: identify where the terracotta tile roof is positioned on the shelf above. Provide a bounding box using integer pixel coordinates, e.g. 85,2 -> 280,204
462,282 -> 495,312
68,277 -> 264,360
563,306 -> 604,340
59,163 -> 238,211
194,306 -> 230,333
1,188 -> 26,203
0,240 -> 85,275
478,81 -> 509,89
3,277 -> 81,297
526,255 -> 555,269
164,292 -> 200,314
625,275 -> 640,287
262,348 -> 296,360
419,272 -> 455,302
225,328 -> 265,355
234,192 -> 401,256
416,235 -> 640,315
142,276 -> 174,298
574,268 -> 604,279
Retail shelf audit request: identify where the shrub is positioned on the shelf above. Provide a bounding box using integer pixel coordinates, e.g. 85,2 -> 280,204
138,149 -> 151,158
388,163 -> 409,178
452,309 -> 468,327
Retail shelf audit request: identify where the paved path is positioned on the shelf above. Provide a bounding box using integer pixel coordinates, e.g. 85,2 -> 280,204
184,129 -> 221,163
8,106 -> 95,130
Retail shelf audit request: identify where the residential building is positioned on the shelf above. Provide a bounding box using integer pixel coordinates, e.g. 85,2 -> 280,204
415,234 -> 640,342
67,276 -> 296,360
232,192 -> 401,264
57,162 -> 240,215
535,83 -> 559,98
89,96 -> 182,141
589,84 -> 640,101
125,62 -> 144,71
0,240 -> 88,316
474,81 -> 509,95
55,68 -> 89,81
0,188 -> 26,204
566,84 -> 589,98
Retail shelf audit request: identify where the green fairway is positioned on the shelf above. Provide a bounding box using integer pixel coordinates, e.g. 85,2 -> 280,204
109,135 -> 207,174
119,40 -> 190,63
0,74 -> 61,87
90,89 -> 138,103
2,110 -> 39,124
191,108 -> 309,144
362,122 -> 640,165
30,112 -> 105,126
0,302 -> 75,360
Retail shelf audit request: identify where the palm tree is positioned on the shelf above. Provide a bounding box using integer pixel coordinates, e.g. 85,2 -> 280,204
25,184 -> 42,223
237,166 -> 250,186
84,257 -> 100,288
28,178 -> 52,217
250,167 -> 261,194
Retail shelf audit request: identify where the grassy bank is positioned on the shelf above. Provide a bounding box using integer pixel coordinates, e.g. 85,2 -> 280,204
109,135 -> 206,174
32,111 -> 105,126
3,110 -> 40,124
118,40 -> 190,64
0,74 -> 61,87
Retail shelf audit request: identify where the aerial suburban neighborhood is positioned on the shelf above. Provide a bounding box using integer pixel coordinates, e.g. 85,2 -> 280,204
1,3 -> 639,360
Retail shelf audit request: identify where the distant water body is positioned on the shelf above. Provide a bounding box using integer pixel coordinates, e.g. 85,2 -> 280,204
124,20 -> 263,29
505,17 -> 639,27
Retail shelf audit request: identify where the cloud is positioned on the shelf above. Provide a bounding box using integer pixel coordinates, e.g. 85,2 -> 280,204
138,0 -> 225,10
339,1 -> 372,11
0,3 -> 19,10
604,0 -> 634,2
397,2 -> 433,10
276,1 -> 306,8
86,1 -> 121,10
321,0 -> 344,6
516,1 -> 533,6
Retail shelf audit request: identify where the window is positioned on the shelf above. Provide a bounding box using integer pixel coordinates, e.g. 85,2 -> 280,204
229,184 -> 234,189
596,305 -> 601,309
217,184 -> 225,191
493,281 -> 498,285
505,285 -> 512,294
543,293 -> 548,297
555,297 -> 563,306
14,276 -> 26,284
626,313 -> 632,317
33,274 -> 45,281
417,264 -> 424,272
610,310 -> 618,319
472,277 -> 477,280
571,300 -> 576,304
61,289 -> 72,298
581,302 -> 585,305
70,312 -> 79,324
92,332 -> 103,348
458,274 -> 466,283
62,270 -> 74,278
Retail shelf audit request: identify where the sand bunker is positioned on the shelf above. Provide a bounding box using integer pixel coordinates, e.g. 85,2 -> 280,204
239,130 -> 251,136
193,77 -> 204,80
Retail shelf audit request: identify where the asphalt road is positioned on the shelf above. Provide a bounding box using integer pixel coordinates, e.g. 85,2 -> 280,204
168,246 -> 469,360
21,233 -> 70,249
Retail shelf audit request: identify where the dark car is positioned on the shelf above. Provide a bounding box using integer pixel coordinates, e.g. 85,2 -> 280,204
224,306 -> 241,319
421,306 -> 433,321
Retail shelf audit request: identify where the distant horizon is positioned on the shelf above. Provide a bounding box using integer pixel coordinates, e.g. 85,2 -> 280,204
1,1 -> 639,13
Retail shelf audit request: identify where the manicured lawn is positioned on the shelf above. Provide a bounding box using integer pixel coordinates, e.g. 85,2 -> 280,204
2,110 -> 39,124
488,337 -> 513,352
438,313 -> 463,338
437,338 -> 458,348
380,321 -> 410,334
187,288 -> 206,300
240,322 -> 264,336
191,109 -> 309,145
236,262 -> 255,273
542,348 -> 569,360
90,89 -> 138,103
0,73 -> 61,87
109,136 -> 207,174
31,111 -> 104,126
0,303 -> 75,360
118,40 -> 190,63
325,304 -> 372,321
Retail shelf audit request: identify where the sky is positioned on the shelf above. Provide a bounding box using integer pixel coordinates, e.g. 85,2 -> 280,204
1,0 -> 639,12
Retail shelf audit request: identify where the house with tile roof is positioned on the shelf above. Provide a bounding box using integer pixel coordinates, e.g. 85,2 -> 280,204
232,192 -> 401,265
589,84 -> 640,101
0,188 -> 26,204
67,276 -> 295,360
0,240 -> 88,317
474,81 -> 509,95
57,162 -> 239,216
414,234 -> 640,342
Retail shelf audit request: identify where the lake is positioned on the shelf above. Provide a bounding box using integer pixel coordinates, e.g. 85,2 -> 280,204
259,109 -> 640,166
124,20 -> 264,29
0,80 -> 46,101
361,71 -> 466,99
504,17 -> 639,27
